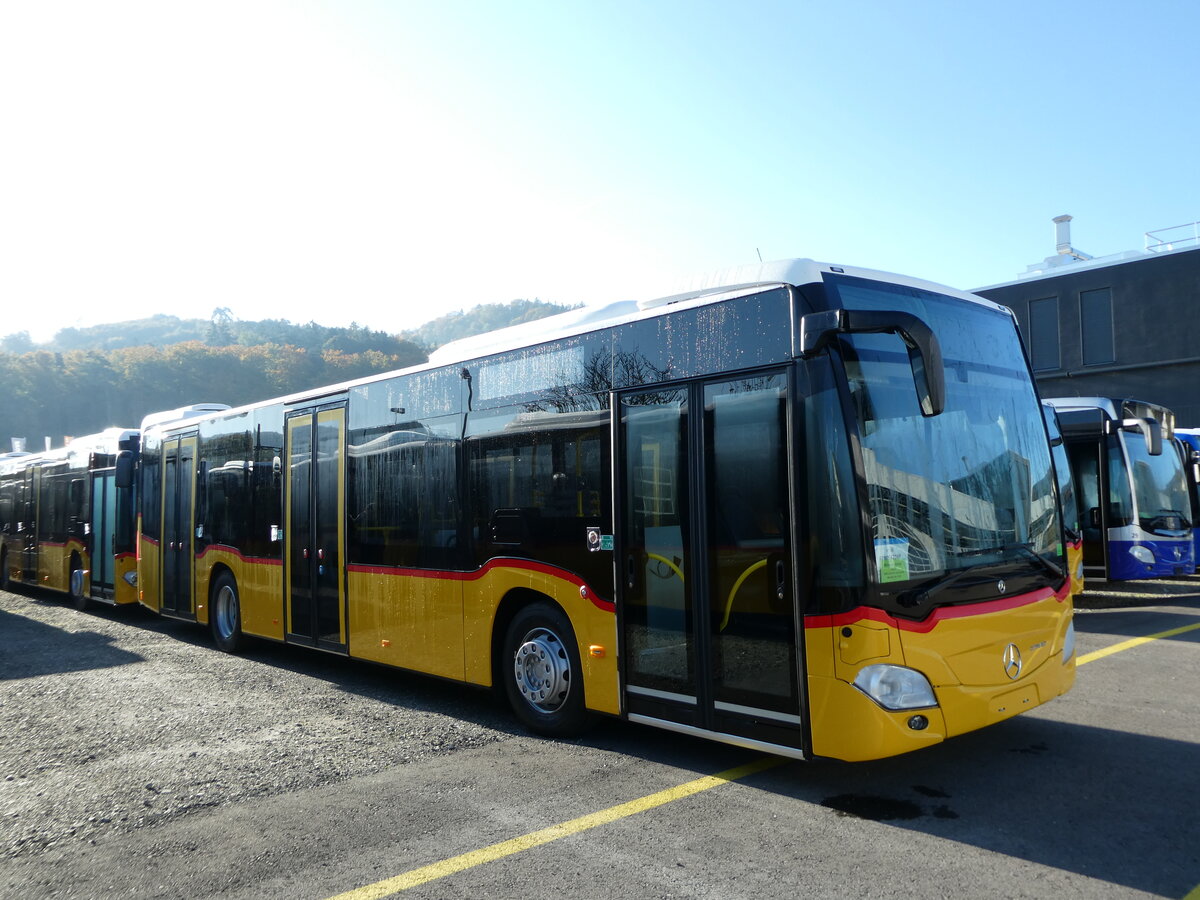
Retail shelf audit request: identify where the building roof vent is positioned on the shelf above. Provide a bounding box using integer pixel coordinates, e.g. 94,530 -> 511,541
1052,215 -> 1092,261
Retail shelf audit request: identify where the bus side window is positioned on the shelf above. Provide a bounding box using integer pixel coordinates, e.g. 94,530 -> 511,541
69,478 -> 86,535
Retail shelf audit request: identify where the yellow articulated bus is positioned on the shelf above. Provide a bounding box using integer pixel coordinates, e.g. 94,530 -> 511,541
0,428 -> 140,609
133,260 -> 1075,761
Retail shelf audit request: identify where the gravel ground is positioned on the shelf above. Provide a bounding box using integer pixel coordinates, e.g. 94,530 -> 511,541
0,589 -> 511,862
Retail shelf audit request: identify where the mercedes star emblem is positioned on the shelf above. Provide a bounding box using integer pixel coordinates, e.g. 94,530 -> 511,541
1003,642 -> 1022,680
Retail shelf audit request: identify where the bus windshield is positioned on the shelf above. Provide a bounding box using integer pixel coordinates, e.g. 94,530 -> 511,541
826,275 -> 1059,599
1123,431 -> 1192,535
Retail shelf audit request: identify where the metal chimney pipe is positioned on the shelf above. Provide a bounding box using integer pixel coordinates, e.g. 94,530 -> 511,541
1054,215 -> 1073,255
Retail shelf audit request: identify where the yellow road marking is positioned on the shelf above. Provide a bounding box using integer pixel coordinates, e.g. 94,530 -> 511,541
1076,621 -> 1200,666
331,620 -> 1200,899
327,755 -> 787,900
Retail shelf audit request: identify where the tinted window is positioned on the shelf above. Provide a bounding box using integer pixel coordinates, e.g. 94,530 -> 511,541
141,438 -> 162,540
348,416 -> 462,570
1081,288 -> 1114,366
1028,296 -> 1060,371
467,406 -> 611,592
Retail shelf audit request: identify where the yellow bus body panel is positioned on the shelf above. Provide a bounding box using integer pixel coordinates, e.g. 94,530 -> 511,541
343,560 -> 620,716
195,548 -> 284,640
1067,539 -> 1085,599
462,560 -> 620,716
113,553 -> 139,605
138,537 -> 162,612
348,569 -> 465,680
34,540 -> 84,593
806,585 -> 1075,762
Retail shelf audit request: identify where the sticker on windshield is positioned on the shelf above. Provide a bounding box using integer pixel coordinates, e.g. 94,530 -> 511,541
875,537 -> 910,583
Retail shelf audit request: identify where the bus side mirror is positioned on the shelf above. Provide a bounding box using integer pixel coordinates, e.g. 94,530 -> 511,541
1121,417 -> 1162,456
115,451 -> 134,489
800,308 -> 945,417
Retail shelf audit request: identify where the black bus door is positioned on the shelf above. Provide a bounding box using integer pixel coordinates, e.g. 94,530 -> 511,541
1063,437 -> 1111,581
616,370 -> 804,752
89,469 -> 117,598
21,467 -> 38,581
284,403 -> 347,652
161,435 -> 198,616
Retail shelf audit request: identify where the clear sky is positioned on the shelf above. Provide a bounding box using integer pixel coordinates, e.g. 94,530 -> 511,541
2,0 -> 1198,342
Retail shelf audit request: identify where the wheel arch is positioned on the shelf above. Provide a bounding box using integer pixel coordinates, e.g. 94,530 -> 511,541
490,587 -> 566,695
204,562 -> 237,622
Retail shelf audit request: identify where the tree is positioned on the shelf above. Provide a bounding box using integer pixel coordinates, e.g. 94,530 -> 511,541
1,331 -> 35,354
207,307 -> 235,346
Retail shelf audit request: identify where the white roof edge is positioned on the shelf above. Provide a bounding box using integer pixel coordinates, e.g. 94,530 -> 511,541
140,403 -> 232,432
429,258 -> 1001,367
0,427 -> 138,472
974,244 -> 1200,292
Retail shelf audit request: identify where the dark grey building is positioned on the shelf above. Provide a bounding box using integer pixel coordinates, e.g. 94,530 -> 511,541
975,217 -> 1200,426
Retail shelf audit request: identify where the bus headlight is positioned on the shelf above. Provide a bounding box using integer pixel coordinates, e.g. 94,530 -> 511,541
853,664 -> 937,710
1062,620 -> 1076,663
1129,545 -> 1154,565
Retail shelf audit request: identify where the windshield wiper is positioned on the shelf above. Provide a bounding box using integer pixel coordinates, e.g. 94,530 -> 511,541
897,543 -> 1062,609
1005,542 -> 1065,580
897,561 -> 996,609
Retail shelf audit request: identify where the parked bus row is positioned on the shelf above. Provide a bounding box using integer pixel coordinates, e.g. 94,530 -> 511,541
1043,397 -> 1197,582
1,259 -> 1081,762
0,428 -> 140,607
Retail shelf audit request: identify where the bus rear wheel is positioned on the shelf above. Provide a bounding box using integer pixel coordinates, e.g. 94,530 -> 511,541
502,602 -> 588,737
69,554 -> 89,611
210,572 -> 243,653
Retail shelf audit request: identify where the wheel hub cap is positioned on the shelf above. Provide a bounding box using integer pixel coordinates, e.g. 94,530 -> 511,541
514,628 -> 570,713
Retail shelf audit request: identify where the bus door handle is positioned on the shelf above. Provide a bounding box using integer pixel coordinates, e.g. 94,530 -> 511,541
626,555 -> 636,590
775,561 -> 787,601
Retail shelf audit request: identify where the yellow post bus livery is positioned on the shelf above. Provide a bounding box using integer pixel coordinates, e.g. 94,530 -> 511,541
0,428 -> 140,608
132,260 -> 1075,761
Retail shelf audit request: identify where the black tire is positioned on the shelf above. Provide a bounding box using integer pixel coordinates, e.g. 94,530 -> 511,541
69,554 -> 89,611
502,602 -> 588,737
210,571 -> 244,652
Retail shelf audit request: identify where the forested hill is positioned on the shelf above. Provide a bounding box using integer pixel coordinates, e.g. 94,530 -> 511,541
0,299 -> 572,448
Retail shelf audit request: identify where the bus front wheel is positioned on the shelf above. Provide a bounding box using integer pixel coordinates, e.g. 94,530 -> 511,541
210,572 -> 244,653
502,602 -> 588,737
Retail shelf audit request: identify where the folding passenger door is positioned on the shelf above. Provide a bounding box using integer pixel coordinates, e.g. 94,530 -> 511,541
284,401 -> 347,652
161,434 -> 198,617
21,467 -> 39,581
89,469 -> 117,599
616,369 -> 805,752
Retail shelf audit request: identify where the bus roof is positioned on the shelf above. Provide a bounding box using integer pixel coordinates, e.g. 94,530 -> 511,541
142,259 -> 1005,434
140,403 -> 232,433
430,258 -> 1004,367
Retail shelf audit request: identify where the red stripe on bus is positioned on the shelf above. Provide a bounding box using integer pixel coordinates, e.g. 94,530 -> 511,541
196,543 -> 283,566
347,558 -> 615,612
805,582 -> 1070,634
